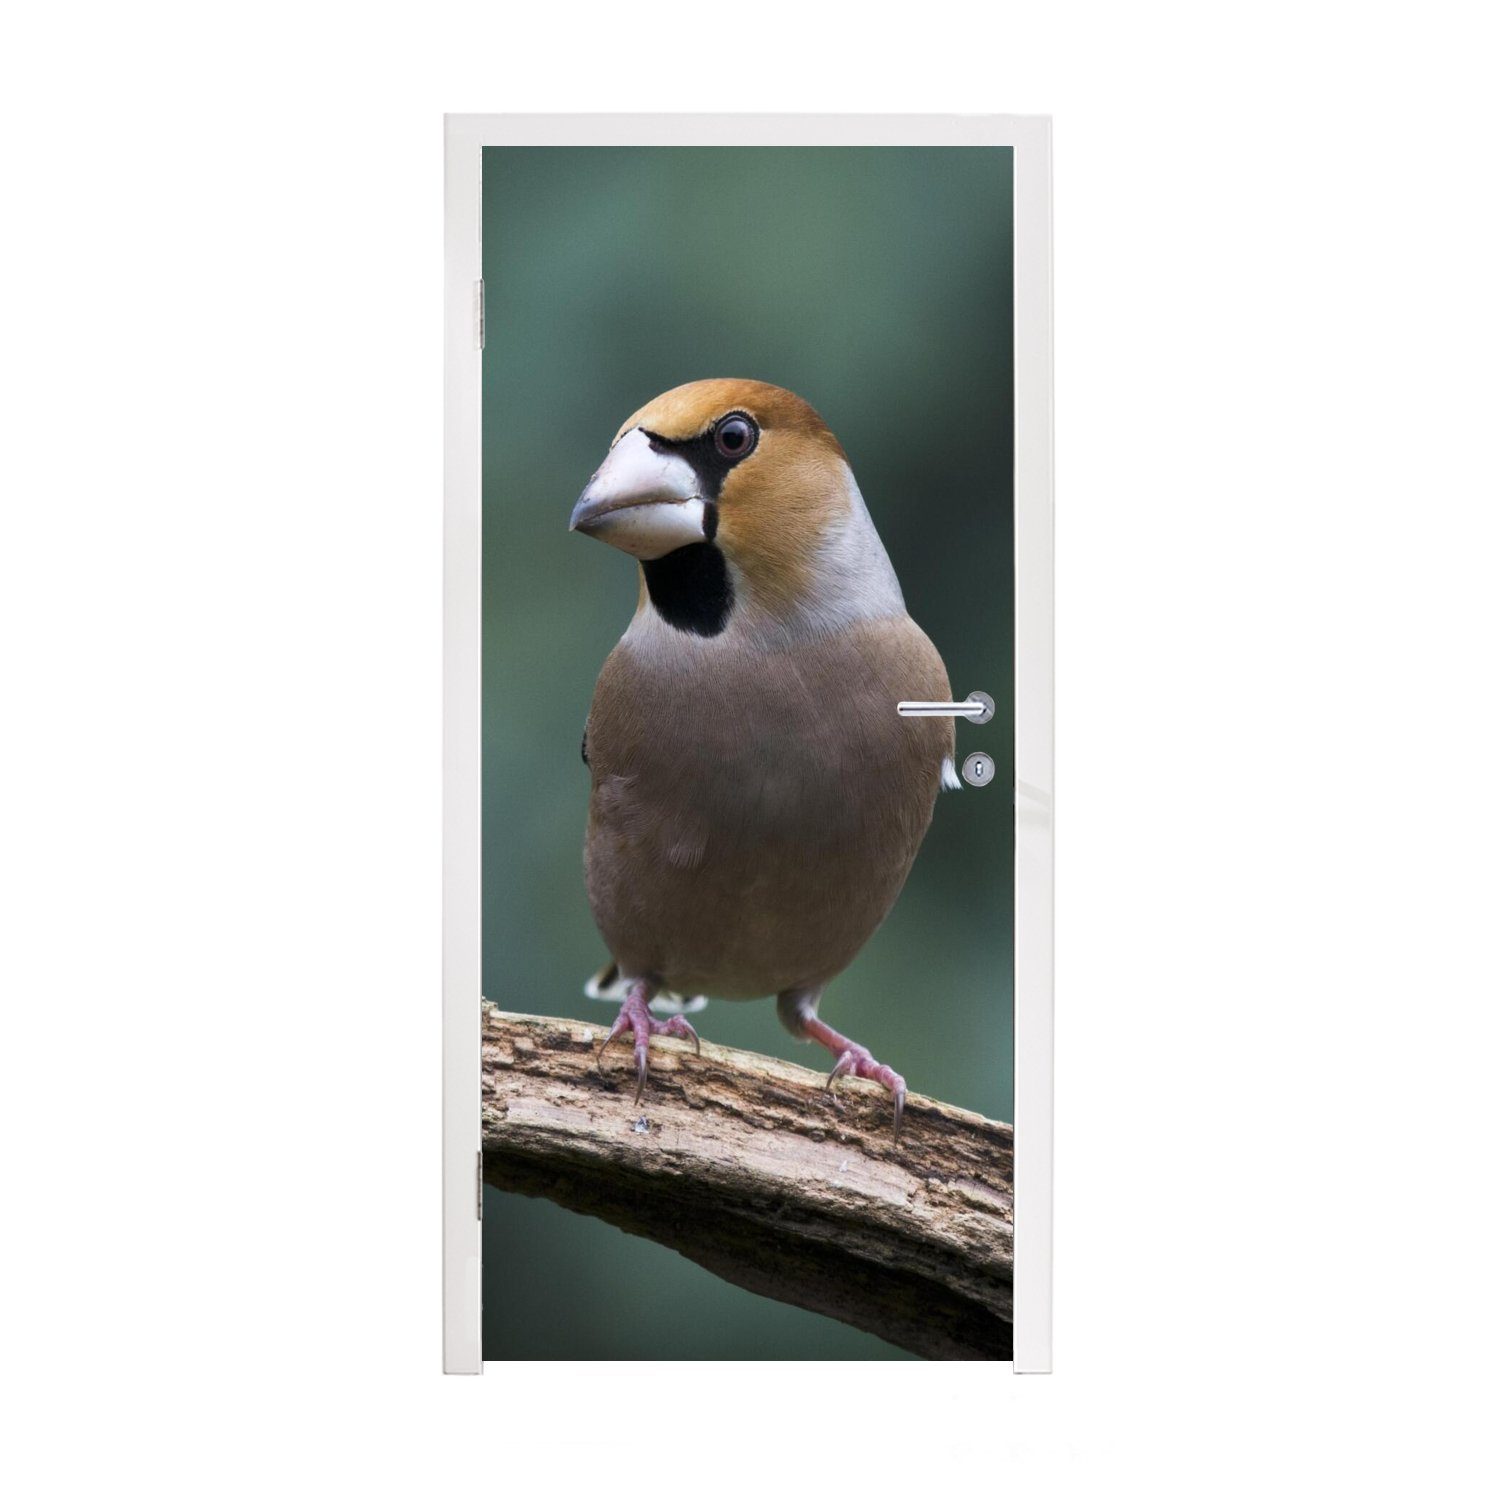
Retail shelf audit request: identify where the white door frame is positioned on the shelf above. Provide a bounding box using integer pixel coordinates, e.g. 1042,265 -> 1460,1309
443,114 -> 1053,1373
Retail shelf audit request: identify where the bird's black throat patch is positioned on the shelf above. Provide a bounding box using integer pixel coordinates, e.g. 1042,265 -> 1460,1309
642,541 -> 733,637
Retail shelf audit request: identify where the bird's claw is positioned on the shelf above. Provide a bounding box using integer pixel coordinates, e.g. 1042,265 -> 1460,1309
598,990 -> 700,1103
825,1045 -> 907,1141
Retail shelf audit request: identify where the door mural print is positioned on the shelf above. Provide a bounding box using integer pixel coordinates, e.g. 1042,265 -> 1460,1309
481,146 -> 1015,1360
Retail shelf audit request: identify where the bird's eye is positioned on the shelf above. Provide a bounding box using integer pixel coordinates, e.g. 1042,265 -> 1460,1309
713,413 -> 757,460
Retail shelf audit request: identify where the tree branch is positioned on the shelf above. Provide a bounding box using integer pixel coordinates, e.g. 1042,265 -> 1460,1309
481,1003 -> 1014,1359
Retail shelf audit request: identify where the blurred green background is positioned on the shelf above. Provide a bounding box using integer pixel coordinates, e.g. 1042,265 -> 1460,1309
481,147 -> 1013,1360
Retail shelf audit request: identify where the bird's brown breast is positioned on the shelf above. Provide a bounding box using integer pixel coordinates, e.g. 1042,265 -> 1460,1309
583,615 -> 952,998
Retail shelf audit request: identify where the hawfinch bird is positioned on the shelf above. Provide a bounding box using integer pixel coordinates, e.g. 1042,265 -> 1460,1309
570,379 -> 957,1136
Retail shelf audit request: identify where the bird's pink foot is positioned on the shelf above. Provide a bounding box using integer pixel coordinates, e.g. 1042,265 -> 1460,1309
599,979 -> 700,1102
824,1044 -> 907,1141
776,989 -> 907,1141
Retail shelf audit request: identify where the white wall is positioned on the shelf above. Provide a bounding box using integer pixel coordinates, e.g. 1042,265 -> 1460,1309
4,5 -> 1496,1495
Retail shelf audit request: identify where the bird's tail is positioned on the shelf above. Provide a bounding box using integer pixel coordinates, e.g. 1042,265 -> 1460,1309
584,959 -> 708,1016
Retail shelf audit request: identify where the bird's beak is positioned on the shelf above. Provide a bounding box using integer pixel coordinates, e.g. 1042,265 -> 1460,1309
569,427 -> 709,560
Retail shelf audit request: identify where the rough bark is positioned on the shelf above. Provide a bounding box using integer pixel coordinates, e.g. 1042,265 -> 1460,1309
481,1004 -> 1014,1360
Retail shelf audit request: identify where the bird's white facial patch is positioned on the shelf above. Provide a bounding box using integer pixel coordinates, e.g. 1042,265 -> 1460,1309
941,756 -> 962,791
570,427 -> 708,560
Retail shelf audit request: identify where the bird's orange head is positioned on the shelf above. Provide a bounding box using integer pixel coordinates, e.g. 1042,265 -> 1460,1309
570,379 -> 902,636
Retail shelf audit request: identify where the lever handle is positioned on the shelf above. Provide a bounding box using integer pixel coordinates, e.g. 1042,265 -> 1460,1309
897,689 -> 995,725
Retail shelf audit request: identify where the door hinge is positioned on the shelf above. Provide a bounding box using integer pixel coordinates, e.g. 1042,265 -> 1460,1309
475,279 -> 485,351
477,1150 -> 484,1220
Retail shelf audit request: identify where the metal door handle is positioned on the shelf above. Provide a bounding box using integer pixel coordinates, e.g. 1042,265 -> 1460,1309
897,689 -> 994,725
